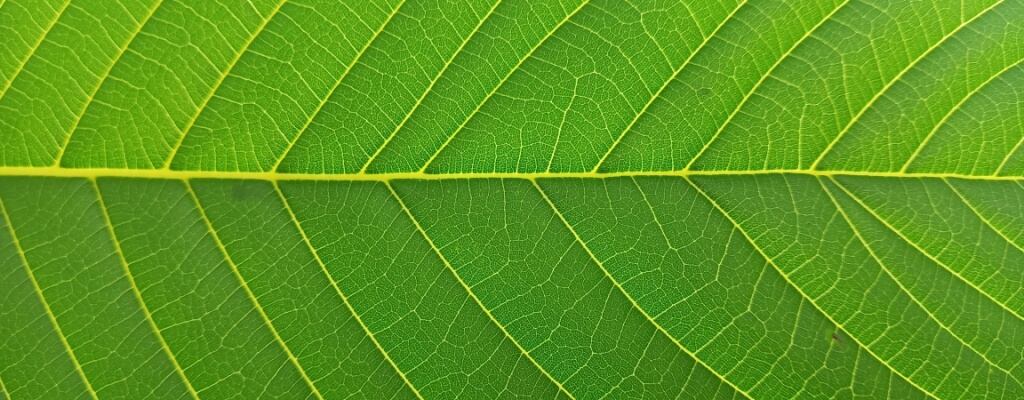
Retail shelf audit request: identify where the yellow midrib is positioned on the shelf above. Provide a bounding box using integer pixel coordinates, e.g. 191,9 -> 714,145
0,166 -> 1020,182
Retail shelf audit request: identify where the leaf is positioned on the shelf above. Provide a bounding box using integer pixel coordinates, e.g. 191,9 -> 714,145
0,0 -> 1021,399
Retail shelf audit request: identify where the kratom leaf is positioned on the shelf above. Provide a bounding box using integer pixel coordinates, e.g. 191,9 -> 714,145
0,0 -> 1021,399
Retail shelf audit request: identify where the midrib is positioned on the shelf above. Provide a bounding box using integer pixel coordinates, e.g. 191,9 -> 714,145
0,166 -> 1019,182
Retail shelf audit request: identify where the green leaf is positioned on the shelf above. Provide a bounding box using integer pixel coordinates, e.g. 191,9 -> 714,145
0,0 -> 1021,399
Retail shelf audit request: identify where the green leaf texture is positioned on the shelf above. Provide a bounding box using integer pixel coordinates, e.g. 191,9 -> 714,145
0,0 -> 1022,399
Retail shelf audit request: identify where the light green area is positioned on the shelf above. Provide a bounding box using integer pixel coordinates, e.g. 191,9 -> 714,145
1,0 -> 159,166
171,0 -> 403,172
0,0 -> 1022,398
2,0 -> 1021,174
58,0 -> 283,168
276,0 -> 498,173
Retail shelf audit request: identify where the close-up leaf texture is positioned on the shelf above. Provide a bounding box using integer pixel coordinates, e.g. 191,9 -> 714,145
0,0 -> 1022,398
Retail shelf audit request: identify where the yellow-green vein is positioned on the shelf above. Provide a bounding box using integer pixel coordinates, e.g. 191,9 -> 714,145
531,179 -> 752,399
360,0 -> 505,174
0,371 -> 9,399
811,0 -> 1006,170
272,0 -> 409,172
1,166 -> 1020,183
385,181 -> 576,399
183,180 -> 325,400
53,0 -> 167,167
997,138 -> 1024,176
832,178 -> 1024,321
0,0 -> 72,101
90,178 -> 201,400
820,177 -> 1022,385
901,59 -> 1024,173
162,0 -> 289,169
943,178 -> 1024,252
686,176 -> 938,399
594,0 -> 750,172
0,196 -> 98,400
419,0 -> 592,173
685,0 -> 850,171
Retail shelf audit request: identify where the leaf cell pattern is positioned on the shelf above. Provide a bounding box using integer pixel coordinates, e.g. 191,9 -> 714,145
0,0 -> 1022,399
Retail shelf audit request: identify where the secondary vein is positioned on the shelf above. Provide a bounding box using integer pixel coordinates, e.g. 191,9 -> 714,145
821,177 -> 1023,385
532,179 -> 753,399
184,180 -> 325,400
91,178 -> 201,400
272,181 -> 425,400
0,197 -> 99,400
385,182 -> 576,399
832,179 -> 1024,322
686,176 -> 939,399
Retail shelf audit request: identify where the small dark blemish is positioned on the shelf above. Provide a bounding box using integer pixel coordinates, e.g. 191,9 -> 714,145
230,182 -> 261,201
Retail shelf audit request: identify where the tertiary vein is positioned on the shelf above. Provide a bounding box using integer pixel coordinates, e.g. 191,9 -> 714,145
52,0 -> 167,167
811,0 -> 1006,170
831,179 -> 1024,321
273,181 -> 425,400
91,178 -> 201,400
272,0 -> 410,172
386,182 -> 576,399
162,0 -> 290,169
533,179 -> 752,399
821,177 -> 1022,384
686,177 -> 937,399
0,196 -> 99,400
184,181 -> 326,400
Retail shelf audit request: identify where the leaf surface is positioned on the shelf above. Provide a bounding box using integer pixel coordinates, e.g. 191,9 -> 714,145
0,0 -> 1022,398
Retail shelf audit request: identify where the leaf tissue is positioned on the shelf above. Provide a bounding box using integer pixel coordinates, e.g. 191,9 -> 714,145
0,0 -> 1022,398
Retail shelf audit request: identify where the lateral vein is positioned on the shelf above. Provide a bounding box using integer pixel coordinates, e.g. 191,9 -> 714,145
273,0 -> 409,172
595,0 -> 751,172
386,182 -> 576,399
686,177 -> 939,399
0,371 -> 10,399
531,179 -> 753,399
53,0 -> 167,167
418,0 -> 592,173
162,0 -> 290,169
0,0 -> 73,102
900,59 -> 1024,173
943,179 -> 1024,253
821,177 -> 1023,385
184,181 -> 325,400
811,0 -> 1006,170
90,178 -> 201,399
0,197 -> 99,400
996,137 -> 1024,177
272,181 -> 425,400
831,179 -> 1024,321
684,0 -> 850,171
360,0 -> 505,173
